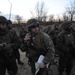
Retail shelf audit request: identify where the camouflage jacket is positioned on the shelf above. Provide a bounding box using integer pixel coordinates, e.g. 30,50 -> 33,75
56,30 -> 75,55
20,31 -> 55,63
0,29 -> 20,56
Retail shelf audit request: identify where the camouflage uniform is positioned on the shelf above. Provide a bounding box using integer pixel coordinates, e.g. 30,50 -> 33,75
45,26 -> 51,34
56,22 -> 74,75
0,16 -> 20,75
19,26 -> 27,42
48,24 -> 60,46
7,20 -> 24,65
20,18 -> 55,75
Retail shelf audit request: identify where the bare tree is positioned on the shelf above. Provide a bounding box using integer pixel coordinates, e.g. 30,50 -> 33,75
56,15 -> 62,22
42,16 -> 47,22
62,12 -> 69,21
30,1 -> 48,21
15,15 -> 22,24
48,14 -> 54,22
66,1 -> 75,22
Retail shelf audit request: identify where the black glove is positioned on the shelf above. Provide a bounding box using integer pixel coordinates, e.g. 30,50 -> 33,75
3,44 -> 13,57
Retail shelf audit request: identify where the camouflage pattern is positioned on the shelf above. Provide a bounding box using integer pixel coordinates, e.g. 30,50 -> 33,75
38,31 -> 55,63
49,27 -> 60,45
20,30 -> 55,74
19,27 -> 27,42
21,31 -> 55,62
0,29 -> 20,75
56,29 -> 74,75
61,21 -> 72,30
55,21 -> 75,75
20,18 -> 55,74
45,26 -> 51,33
26,18 -> 39,32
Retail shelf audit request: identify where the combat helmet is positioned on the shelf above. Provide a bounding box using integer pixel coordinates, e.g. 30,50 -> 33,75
26,18 -> 39,31
0,16 -> 7,24
7,20 -> 12,24
61,21 -> 72,30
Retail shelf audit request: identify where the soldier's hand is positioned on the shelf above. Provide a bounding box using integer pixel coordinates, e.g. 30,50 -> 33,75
3,44 -> 13,57
39,62 -> 45,68
4,44 -> 12,50
24,33 -> 31,42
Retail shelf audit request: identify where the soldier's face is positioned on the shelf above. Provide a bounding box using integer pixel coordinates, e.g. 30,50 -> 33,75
31,27 -> 39,34
0,23 -> 7,29
55,26 -> 59,29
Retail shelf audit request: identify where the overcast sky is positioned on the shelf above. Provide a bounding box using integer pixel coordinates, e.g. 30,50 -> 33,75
0,0 -> 74,20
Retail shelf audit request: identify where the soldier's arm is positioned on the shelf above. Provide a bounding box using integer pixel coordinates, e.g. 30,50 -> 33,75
56,34 -> 70,53
20,33 -> 31,52
9,31 -> 21,50
42,33 -> 55,64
